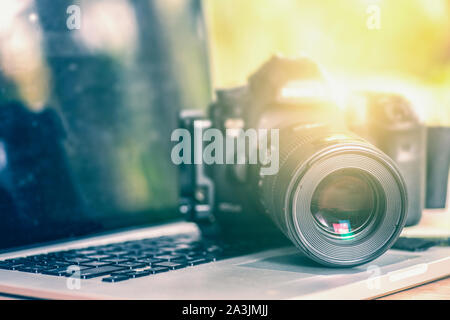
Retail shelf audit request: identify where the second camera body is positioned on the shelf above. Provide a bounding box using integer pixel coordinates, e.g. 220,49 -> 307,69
346,92 -> 427,226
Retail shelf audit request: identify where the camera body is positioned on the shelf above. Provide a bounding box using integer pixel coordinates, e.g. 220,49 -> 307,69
346,92 -> 450,224
179,57 -> 345,240
346,92 -> 427,226
177,56 -> 408,267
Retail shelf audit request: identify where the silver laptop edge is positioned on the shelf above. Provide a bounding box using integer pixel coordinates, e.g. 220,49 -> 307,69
0,221 -> 449,299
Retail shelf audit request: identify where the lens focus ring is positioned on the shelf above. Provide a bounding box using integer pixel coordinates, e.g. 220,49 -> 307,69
259,127 -> 407,267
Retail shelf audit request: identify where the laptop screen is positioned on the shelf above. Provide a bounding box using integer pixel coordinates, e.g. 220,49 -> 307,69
0,0 -> 212,250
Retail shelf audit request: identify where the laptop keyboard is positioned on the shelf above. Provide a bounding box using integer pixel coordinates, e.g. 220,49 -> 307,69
0,234 -> 226,283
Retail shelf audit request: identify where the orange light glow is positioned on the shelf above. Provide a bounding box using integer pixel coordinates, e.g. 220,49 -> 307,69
204,0 -> 450,125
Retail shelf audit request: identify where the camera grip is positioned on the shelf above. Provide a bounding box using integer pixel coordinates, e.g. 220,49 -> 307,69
426,127 -> 450,209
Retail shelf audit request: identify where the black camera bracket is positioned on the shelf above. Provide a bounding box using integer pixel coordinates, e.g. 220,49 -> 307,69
178,111 -> 216,227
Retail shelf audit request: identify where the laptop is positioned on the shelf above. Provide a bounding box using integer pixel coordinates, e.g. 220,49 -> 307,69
0,0 -> 449,300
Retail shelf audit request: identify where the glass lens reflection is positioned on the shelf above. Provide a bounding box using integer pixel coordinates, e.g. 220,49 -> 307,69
311,169 -> 376,238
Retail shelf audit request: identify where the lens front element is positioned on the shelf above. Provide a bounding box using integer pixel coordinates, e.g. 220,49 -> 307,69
311,169 -> 376,239
260,128 -> 408,267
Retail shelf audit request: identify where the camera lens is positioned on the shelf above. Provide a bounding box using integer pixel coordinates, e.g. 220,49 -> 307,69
310,169 -> 377,239
260,127 -> 407,267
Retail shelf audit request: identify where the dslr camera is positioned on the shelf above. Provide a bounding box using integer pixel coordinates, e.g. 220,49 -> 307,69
177,56 -> 409,267
346,92 -> 450,226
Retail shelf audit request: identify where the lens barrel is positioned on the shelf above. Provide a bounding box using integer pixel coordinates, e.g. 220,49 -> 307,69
259,125 -> 408,267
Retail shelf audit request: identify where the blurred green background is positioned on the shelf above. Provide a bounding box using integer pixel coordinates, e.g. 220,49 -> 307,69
0,0 -> 448,221
204,0 -> 450,125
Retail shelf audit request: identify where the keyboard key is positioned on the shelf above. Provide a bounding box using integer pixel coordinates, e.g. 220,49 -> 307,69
25,255 -> 47,262
66,265 -> 95,273
102,275 -> 130,283
48,261 -> 71,267
146,266 -> 170,274
65,257 -> 94,265
78,265 -> 127,279
42,266 -> 72,276
110,270 -> 134,276
80,261 -> 113,268
117,262 -> 146,269
185,253 -> 207,259
3,258 -> 28,264
123,254 -> 150,261
128,270 -> 151,278
118,249 -> 139,255
131,265 -> 169,274
102,258 -> 131,264
135,258 -> 164,265
139,251 -> 165,257
107,251 -> 130,257
154,255 -> 185,262
154,262 -> 187,270
2,264 -> 25,271
86,254 -> 112,261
